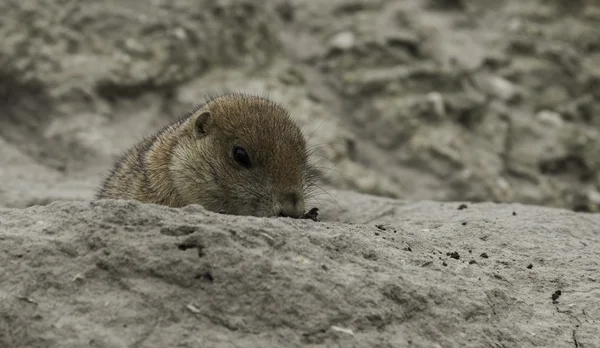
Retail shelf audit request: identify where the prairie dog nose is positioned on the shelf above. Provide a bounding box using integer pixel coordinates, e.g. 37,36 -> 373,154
277,192 -> 304,218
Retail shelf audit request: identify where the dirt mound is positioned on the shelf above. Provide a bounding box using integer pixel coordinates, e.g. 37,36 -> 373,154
1,191 -> 598,347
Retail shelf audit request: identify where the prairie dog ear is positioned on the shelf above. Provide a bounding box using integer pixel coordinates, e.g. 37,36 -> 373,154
194,111 -> 212,137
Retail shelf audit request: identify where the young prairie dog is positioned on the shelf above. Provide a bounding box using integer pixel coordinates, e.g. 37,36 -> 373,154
96,92 -> 318,219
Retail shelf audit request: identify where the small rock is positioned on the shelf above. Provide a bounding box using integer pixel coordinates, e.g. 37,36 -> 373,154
123,38 -> 146,54
427,92 -> 446,118
589,190 -> 600,205
536,110 -> 564,127
329,31 -> 355,51
173,27 -> 187,40
447,251 -> 460,260
473,72 -> 521,102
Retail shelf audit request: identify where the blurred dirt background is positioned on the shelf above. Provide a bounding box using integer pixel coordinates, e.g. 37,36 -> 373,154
1,0 -> 600,212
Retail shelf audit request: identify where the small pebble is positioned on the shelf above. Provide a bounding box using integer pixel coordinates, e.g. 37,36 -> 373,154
329,31 -> 355,51
447,251 -> 460,260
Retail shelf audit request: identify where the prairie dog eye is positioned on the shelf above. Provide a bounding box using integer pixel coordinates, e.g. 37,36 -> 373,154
232,146 -> 251,168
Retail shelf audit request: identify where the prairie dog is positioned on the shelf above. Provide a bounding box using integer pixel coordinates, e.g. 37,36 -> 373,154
96,92 -> 315,218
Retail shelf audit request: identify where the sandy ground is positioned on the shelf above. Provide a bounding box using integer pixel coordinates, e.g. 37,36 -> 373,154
1,0 -> 600,347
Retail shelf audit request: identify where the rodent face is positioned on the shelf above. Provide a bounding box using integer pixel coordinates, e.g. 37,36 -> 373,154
180,94 -> 310,218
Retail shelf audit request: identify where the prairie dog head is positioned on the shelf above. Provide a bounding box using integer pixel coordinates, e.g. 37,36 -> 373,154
172,93 -> 311,218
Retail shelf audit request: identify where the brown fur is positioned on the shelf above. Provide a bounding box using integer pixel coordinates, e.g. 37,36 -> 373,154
96,92 -> 313,218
